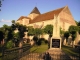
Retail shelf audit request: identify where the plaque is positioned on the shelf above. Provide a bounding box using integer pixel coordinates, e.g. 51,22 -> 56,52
52,39 -> 60,48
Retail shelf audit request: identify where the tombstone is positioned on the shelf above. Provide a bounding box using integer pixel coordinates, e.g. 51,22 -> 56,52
50,15 -> 61,49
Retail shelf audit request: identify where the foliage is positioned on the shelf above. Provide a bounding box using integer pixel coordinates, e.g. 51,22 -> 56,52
0,0 -> 4,11
75,20 -> 78,26
33,36 -> 38,44
71,33 -> 77,41
0,31 -> 4,43
43,24 -> 53,38
37,38 -> 42,46
68,25 -> 78,34
77,21 -> 80,34
11,20 -> 15,24
43,24 -> 53,35
13,32 -> 20,40
60,27 -> 65,35
34,28 -> 43,36
68,25 -> 77,41
14,23 -> 27,39
27,26 -> 34,36
64,31 -> 70,40
7,29 -> 14,41
78,26 -> 80,34
6,40 -> 14,49
77,21 -> 80,26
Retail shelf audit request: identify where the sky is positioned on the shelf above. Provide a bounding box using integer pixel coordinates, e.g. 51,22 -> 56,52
0,0 -> 80,27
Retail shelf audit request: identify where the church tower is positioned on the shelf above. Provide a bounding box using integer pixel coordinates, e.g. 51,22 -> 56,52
28,7 -> 41,20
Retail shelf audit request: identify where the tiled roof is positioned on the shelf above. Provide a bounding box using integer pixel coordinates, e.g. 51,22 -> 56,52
30,7 -> 41,14
29,7 -> 65,24
17,16 -> 31,21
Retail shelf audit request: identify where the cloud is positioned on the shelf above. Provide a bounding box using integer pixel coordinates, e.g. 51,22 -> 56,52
0,19 -> 11,22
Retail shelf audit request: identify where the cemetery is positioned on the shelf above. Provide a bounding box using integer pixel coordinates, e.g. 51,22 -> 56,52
0,5 -> 80,60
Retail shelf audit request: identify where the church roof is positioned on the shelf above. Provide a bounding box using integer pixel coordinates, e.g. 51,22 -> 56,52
17,16 -> 31,20
29,6 -> 65,24
30,7 -> 41,14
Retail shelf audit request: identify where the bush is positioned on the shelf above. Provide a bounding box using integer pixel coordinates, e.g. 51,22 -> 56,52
6,40 -> 14,49
37,38 -> 48,45
44,40 -> 48,44
37,39 -> 42,46
33,36 -> 38,44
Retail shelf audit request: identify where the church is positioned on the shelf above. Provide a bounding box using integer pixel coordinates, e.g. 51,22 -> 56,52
17,6 -> 76,30
16,6 -> 77,44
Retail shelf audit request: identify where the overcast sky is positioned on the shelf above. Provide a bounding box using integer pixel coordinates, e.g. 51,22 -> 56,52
0,0 -> 80,27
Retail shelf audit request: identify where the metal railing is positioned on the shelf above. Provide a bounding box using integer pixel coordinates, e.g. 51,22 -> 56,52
20,52 -> 80,60
2,44 -> 31,60
1,45 -> 80,60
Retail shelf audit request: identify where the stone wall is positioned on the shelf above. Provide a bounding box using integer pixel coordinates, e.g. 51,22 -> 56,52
59,8 -> 76,31
28,13 -> 39,20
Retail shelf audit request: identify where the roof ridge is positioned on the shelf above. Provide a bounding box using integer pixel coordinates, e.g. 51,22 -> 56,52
17,16 -> 31,20
42,6 -> 65,15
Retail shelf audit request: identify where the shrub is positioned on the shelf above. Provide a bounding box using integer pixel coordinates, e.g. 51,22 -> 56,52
6,40 -> 13,49
37,39 -> 42,46
33,36 -> 38,44
44,40 -> 48,44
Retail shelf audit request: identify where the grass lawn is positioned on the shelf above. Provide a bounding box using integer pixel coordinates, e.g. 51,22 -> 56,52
30,44 -> 79,57
62,45 -> 79,56
30,44 -> 48,53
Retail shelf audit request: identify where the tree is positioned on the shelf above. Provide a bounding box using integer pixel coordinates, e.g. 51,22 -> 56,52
12,20 -> 15,24
77,21 -> 80,26
77,21 -> 80,34
75,20 -> 78,26
60,27 -> 65,36
43,24 -> 53,38
34,28 -> 43,37
16,24 -> 27,39
0,0 -> 4,11
68,25 -> 78,47
2,24 -> 11,42
27,26 -> 34,36
32,28 -> 43,45
64,31 -> 70,45
43,24 -> 53,48
78,26 -> 80,34
0,31 -> 4,44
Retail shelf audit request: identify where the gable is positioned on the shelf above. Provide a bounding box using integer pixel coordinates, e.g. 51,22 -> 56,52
59,6 -> 76,25
62,6 -> 72,15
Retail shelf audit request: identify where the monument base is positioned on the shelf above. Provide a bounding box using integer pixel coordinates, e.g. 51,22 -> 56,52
50,38 -> 61,49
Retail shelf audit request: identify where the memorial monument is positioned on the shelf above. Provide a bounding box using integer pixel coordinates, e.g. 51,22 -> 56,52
50,14 -> 61,49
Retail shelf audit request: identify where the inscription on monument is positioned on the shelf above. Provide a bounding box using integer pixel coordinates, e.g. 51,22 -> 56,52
52,39 -> 60,48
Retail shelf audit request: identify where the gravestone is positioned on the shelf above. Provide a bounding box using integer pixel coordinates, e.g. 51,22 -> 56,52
50,15 -> 61,49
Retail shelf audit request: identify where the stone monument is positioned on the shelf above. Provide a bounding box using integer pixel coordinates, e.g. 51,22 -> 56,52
50,14 -> 61,49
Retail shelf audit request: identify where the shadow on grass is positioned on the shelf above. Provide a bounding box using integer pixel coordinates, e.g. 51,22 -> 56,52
31,48 -> 38,53
62,45 -> 79,56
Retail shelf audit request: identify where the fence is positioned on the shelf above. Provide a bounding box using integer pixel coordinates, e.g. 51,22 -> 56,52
1,45 -> 80,60
2,44 -> 31,60
20,53 -> 80,60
